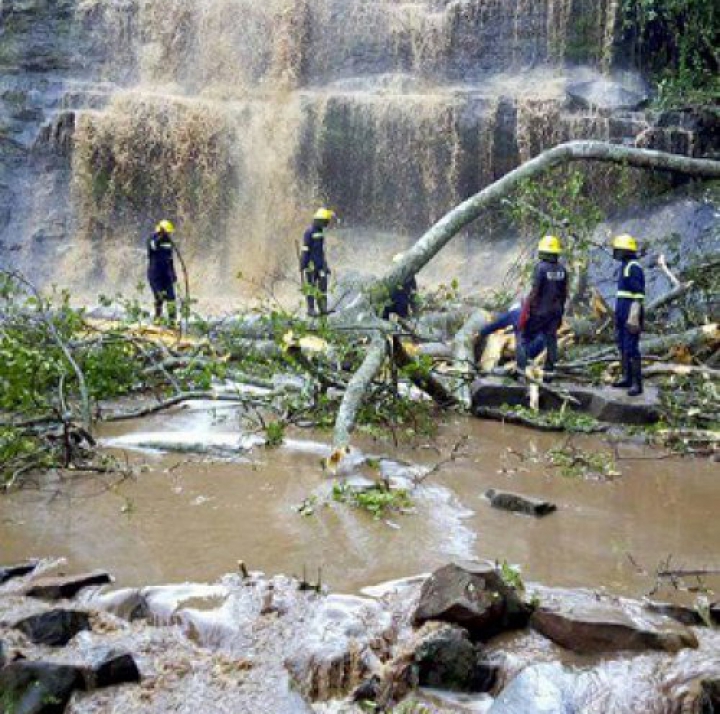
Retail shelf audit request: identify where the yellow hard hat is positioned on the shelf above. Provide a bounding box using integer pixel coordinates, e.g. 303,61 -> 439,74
314,208 -> 335,222
538,235 -> 562,255
156,219 -> 175,234
612,234 -> 638,252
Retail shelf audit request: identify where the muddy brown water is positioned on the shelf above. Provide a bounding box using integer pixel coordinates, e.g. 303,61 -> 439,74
1,400 -> 718,601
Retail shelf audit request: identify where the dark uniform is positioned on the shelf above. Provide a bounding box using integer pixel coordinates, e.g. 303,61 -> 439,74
147,231 -> 177,322
518,259 -> 568,374
615,258 -> 645,392
479,306 -> 545,363
300,223 -> 329,316
382,277 -> 418,320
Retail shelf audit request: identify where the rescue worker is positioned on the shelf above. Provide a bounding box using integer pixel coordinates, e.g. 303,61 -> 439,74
517,235 -> 568,382
382,253 -> 418,321
611,234 -> 644,396
476,302 -> 545,365
147,219 -> 178,326
300,208 -> 334,317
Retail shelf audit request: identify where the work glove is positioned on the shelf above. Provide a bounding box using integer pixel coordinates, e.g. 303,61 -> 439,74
626,301 -> 642,334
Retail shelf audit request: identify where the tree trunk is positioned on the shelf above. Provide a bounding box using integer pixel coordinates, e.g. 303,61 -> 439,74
332,333 -> 388,449
372,141 -> 720,300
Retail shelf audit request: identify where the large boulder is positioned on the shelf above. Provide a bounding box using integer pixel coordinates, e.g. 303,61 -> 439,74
14,609 -> 92,647
25,571 -> 112,600
413,562 -> 532,640
531,602 -> 698,654
484,489 -> 556,517
471,378 -> 660,425
0,661 -> 84,714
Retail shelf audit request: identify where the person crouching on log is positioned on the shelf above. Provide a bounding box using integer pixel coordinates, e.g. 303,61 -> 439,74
147,219 -> 178,327
517,235 -> 568,383
611,234 -> 645,396
300,208 -> 335,317
382,253 -> 419,321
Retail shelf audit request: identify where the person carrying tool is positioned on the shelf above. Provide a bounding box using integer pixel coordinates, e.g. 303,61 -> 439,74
611,234 -> 645,396
517,235 -> 568,382
147,219 -> 177,326
300,208 -> 334,317
382,253 -> 418,321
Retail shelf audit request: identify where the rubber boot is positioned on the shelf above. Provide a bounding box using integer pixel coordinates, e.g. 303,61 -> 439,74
153,297 -> 164,325
318,294 -> 328,316
306,294 -> 317,318
628,357 -> 643,397
612,354 -> 631,388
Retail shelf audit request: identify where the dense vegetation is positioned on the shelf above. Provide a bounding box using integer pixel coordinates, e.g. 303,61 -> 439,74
622,0 -> 720,107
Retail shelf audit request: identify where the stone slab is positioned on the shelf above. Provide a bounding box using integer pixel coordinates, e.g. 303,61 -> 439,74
471,377 -> 660,425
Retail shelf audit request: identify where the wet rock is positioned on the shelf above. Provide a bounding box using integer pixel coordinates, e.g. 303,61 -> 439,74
0,639 -> 6,668
25,571 -> 112,600
412,624 -> 499,692
285,594 -> 394,701
0,560 -> 38,585
14,609 -> 91,647
644,600 -> 720,627
566,78 -> 649,112
488,663 -> 576,714
484,489 -> 556,517
82,650 -> 141,690
0,660 -> 84,714
413,562 -> 532,640
471,378 -> 660,425
531,602 -> 698,654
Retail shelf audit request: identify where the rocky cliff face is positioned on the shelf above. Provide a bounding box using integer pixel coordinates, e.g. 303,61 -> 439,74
0,0 -> 715,303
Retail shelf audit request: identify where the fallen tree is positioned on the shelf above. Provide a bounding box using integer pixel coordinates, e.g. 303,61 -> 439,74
331,141 -> 720,449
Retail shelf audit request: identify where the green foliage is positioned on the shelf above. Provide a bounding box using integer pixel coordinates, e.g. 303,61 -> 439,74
499,560 -> 526,593
622,0 -> 719,108
546,444 -> 620,480
331,481 -> 413,519
264,420 -> 285,448
498,404 -> 603,433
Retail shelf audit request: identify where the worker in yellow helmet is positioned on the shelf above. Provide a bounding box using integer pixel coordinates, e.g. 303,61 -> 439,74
300,208 -> 335,317
612,234 -> 645,396
517,235 -> 568,382
147,219 -> 177,325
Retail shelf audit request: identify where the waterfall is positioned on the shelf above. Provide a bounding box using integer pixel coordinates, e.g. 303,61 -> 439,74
0,0 -> 668,303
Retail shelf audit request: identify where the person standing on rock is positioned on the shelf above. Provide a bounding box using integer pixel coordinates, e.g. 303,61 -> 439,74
147,219 -> 178,326
517,235 -> 568,383
300,208 -> 335,317
611,234 -> 645,396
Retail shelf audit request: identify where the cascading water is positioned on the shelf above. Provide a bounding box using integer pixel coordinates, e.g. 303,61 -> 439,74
0,0 -> 686,305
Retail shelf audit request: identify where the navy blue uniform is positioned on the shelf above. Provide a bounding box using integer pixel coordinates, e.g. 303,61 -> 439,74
480,307 -> 545,362
300,224 -> 329,315
383,277 -> 418,320
615,259 -> 645,359
147,231 -> 177,320
518,259 -> 567,372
